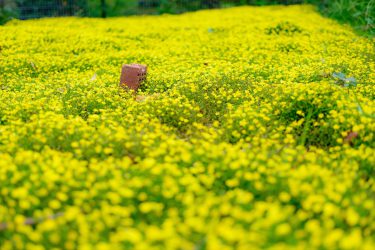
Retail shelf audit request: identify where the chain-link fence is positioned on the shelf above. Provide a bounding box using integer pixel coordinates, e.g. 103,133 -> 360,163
1,0 -> 308,20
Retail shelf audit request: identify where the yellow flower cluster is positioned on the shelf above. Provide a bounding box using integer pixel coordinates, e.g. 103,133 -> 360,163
0,4 -> 374,250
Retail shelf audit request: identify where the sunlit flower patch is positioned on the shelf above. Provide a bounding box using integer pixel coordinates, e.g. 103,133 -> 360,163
0,4 -> 374,250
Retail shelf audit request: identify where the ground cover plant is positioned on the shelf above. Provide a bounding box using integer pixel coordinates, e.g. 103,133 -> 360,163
0,4 -> 374,250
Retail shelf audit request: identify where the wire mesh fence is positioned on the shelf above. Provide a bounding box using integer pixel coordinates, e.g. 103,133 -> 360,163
2,0 -> 307,20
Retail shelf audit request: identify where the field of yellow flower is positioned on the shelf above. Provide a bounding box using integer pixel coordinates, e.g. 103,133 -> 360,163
0,4 -> 374,250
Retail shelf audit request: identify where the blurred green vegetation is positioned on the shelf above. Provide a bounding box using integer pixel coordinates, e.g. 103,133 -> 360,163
319,0 -> 374,36
1,0 -> 374,36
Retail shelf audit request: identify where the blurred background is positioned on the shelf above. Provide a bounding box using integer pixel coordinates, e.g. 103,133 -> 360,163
0,0 -> 373,34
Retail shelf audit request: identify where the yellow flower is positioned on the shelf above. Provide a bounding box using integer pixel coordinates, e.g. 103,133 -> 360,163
276,223 -> 292,236
0,4 -> 374,250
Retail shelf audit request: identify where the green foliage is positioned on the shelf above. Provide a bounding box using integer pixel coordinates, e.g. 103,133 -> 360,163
0,1 -> 17,25
265,21 -> 303,35
158,0 -> 221,14
0,9 -> 12,25
87,0 -> 139,16
312,0 -> 374,35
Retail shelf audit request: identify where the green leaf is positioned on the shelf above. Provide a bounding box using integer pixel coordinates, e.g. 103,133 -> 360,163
332,72 -> 346,80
